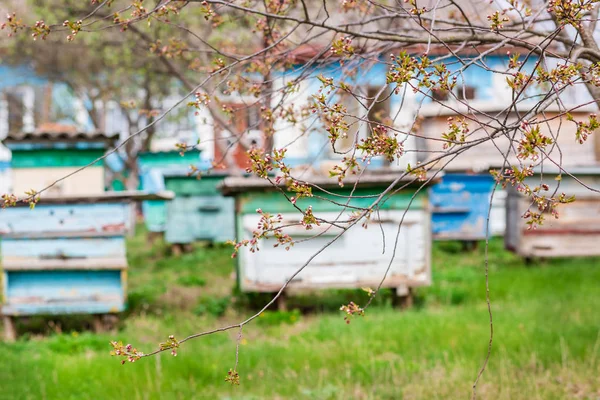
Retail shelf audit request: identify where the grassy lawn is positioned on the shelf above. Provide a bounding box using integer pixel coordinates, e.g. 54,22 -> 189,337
0,229 -> 599,399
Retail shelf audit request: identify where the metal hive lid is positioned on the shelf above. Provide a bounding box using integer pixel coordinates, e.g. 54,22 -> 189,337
220,170 -> 443,195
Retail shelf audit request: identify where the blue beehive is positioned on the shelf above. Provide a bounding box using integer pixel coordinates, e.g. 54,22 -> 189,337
138,150 -> 204,235
163,172 -> 235,248
429,173 -> 500,241
0,191 -> 173,340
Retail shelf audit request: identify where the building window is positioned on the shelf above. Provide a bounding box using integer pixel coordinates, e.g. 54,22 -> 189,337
431,88 -> 449,102
5,91 -> 25,134
247,104 -> 261,130
213,101 -> 264,169
219,102 -> 262,134
327,85 -> 392,156
456,85 -> 476,100
430,86 -> 476,102
330,92 -> 362,154
367,85 -> 392,128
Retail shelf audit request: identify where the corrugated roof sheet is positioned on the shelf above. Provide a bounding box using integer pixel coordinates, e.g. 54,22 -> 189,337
3,130 -> 119,143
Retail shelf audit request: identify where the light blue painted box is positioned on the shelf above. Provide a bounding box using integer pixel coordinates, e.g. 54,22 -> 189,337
429,173 -> 498,241
138,150 -> 203,234
163,172 -> 235,245
0,192 -> 172,320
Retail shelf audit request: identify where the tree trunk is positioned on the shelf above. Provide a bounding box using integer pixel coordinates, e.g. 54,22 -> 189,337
262,23 -> 274,154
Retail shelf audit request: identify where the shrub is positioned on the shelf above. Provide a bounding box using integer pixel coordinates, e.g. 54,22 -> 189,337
193,296 -> 231,318
256,310 -> 301,326
176,275 -> 207,287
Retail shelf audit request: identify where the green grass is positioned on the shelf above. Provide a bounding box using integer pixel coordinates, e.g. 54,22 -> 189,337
0,229 -> 599,399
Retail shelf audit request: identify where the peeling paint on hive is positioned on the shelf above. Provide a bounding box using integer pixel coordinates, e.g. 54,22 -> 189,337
430,173 -> 505,240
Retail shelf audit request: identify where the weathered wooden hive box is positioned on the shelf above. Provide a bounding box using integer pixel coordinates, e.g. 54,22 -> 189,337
419,106 -> 598,239
0,191 -> 173,339
3,130 -> 119,196
505,168 -> 600,258
138,150 -> 202,234
429,173 -> 504,240
164,172 -> 235,245
220,173 -> 437,298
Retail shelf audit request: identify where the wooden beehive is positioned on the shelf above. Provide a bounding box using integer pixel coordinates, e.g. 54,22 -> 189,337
220,173 -> 438,304
0,191 -> 173,341
3,130 -> 118,196
138,150 -> 203,235
419,105 -> 599,239
429,173 -> 505,241
163,172 -> 235,248
505,168 -> 600,259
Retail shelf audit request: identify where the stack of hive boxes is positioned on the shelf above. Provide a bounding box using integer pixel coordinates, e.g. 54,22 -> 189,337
0,131 -> 173,340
